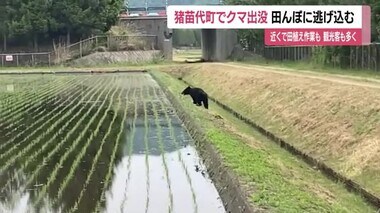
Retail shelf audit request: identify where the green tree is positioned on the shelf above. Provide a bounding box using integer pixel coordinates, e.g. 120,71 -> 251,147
0,2 -> 8,51
10,0 -> 51,50
50,0 -> 87,44
0,0 -> 20,51
0,0 -> 123,51
50,0 -> 123,44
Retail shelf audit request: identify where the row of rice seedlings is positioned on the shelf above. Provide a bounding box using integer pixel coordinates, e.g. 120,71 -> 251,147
31,78 -> 116,205
119,82 -> 151,212
0,76 -> 90,135
151,85 -> 198,210
0,76 -> 62,102
92,85 -> 134,213
1,88 -> 80,142
0,77 -> 77,131
143,84 -> 151,212
67,81 -> 127,212
1,78 -> 93,191
0,77 -> 102,179
33,77 -> 119,205
0,76 -> 80,125
119,83 -> 139,212
0,75 -> 80,128
150,85 -> 174,213
0,77 -> 44,105
0,76 -> 63,110
0,78 -> 70,133
0,77 -> 89,133
0,77 -> 107,192
0,77 -> 96,162
53,84 -> 123,205
0,77 -> 105,175
0,77 -> 90,153
0,76 -> 75,120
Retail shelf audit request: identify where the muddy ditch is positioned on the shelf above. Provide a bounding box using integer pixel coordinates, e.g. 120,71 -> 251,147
150,72 -> 256,213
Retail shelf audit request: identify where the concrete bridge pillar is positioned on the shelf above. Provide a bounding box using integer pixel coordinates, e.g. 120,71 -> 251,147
201,29 -> 217,61
201,29 -> 238,61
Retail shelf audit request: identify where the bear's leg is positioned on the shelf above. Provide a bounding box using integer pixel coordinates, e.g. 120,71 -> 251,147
202,98 -> 208,109
192,94 -> 201,105
190,94 -> 197,104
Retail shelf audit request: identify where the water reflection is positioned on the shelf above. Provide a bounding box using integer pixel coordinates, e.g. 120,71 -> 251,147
102,145 -> 224,213
101,113 -> 225,213
0,74 -> 226,213
0,181 -> 63,213
0,192 -> 33,213
0,168 -> 67,213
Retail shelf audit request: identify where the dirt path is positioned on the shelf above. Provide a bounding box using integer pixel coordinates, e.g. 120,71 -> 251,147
216,62 -> 380,90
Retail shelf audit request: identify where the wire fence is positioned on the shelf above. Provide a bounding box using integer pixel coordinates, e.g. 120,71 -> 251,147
0,52 -> 53,67
0,35 -> 159,67
53,34 -> 158,64
256,43 -> 380,71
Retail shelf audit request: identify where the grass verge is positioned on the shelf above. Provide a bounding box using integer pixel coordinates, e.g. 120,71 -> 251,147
0,61 -> 183,74
150,70 -> 377,213
172,48 -> 380,80
238,59 -> 380,79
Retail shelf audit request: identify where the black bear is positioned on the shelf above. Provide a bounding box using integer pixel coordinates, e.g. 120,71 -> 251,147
181,86 -> 208,109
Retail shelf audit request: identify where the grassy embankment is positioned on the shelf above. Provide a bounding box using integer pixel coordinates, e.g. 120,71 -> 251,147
151,69 -> 377,212
155,61 -> 380,203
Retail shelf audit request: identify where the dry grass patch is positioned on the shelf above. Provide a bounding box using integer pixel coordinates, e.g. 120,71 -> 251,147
157,63 -> 380,196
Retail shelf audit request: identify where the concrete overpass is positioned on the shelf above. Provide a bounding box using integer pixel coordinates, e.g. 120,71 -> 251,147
118,16 -> 238,61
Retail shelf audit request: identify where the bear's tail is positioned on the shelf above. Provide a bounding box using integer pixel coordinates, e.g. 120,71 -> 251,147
203,97 -> 208,109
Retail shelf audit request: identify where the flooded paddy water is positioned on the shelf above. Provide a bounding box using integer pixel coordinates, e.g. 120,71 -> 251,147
0,73 -> 225,213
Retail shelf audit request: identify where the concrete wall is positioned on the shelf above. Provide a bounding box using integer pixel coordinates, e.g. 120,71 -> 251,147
118,17 -> 170,51
69,50 -> 161,66
201,29 -> 238,61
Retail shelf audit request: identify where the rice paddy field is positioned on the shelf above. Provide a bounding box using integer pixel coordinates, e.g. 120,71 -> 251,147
0,73 -> 225,213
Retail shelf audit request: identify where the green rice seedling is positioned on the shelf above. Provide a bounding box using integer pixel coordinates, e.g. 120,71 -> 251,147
0,78 -> 79,139
1,77 -> 109,193
0,80 -> 32,103
93,85 -> 132,213
0,77 -> 61,111
143,84 -> 150,212
151,85 -> 198,210
0,77 -> 76,121
0,78 -> 103,173
67,83 -> 125,212
150,85 -> 174,213
119,81 -> 139,213
1,76 -> 91,134
0,77 -> 91,155
34,78 -> 119,205
55,85 -> 123,202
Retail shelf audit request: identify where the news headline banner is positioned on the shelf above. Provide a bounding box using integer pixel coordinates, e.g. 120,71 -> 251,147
167,5 -> 371,46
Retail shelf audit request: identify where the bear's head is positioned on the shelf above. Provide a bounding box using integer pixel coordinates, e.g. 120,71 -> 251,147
181,86 -> 191,95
